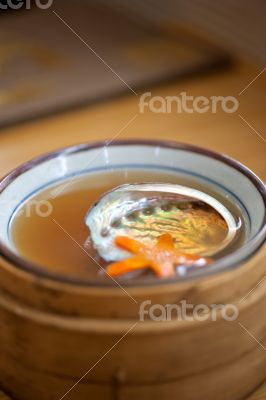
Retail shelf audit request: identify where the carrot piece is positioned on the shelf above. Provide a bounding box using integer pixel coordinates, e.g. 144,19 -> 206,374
114,236 -> 146,254
157,233 -> 175,250
107,234 -> 212,279
107,256 -> 151,276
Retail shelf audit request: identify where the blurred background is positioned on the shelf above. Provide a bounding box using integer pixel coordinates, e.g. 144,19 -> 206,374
1,0 -> 266,126
0,0 -> 265,178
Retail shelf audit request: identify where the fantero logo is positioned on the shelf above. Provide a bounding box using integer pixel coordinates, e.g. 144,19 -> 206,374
0,0 -> 53,9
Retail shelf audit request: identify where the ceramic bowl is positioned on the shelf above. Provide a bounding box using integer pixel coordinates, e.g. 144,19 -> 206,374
0,139 -> 265,284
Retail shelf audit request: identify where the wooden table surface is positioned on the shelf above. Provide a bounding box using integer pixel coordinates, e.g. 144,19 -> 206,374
0,61 -> 265,399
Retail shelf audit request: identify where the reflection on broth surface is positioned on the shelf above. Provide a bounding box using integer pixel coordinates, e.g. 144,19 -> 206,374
11,169 -> 245,282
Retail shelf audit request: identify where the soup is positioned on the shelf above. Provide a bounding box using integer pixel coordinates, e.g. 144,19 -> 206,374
11,169 -> 245,282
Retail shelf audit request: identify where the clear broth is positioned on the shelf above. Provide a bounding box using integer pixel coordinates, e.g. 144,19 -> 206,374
11,169 -> 245,282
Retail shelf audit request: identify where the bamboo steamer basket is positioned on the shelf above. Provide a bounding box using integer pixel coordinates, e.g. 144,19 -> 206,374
0,245 -> 265,400
0,140 -> 265,399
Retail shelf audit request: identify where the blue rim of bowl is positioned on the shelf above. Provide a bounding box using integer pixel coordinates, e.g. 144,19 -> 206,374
0,139 -> 265,287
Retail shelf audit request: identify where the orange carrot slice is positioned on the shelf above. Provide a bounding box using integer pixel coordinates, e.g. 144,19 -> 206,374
107,234 -> 211,279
